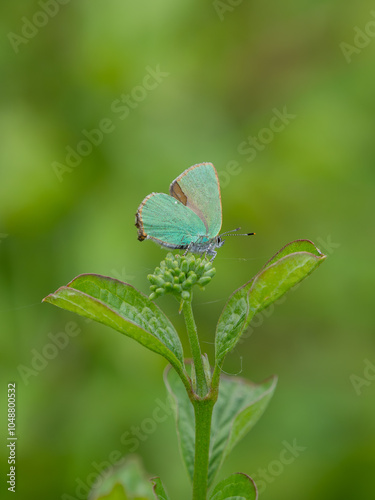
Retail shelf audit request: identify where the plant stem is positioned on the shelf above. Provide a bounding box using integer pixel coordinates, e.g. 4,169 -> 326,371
192,398 -> 214,500
182,299 -> 208,397
182,299 -> 218,499
211,363 -> 222,394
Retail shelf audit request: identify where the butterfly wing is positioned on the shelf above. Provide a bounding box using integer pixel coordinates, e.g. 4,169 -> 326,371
169,162 -> 222,238
136,192 -> 207,248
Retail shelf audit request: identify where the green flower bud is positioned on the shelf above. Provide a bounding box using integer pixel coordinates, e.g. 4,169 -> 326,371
165,257 -> 174,269
205,268 -> 216,278
148,275 -> 165,287
178,272 -> 185,283
163,270 -> 173,282
181,259 -> 189,273
182,278 -> 194,289
188,272 -> 198,283
148,252 -> 216,301
197,262 -> 206,273
198,276 -> 212,286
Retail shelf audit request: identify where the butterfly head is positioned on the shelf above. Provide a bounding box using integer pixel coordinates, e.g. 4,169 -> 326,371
215,235 -> 226,248
203,229 -> 254,261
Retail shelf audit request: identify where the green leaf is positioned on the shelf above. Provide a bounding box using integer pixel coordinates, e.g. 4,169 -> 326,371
209,374 -> 277,487
164,364 -> 195,482
89,458 -> 155,500
43,274 -> 185,378
164,365 -> 277,486
214,288 -> 249,367
209,473 -> 257,500
93,484 -> 128,500
215,240 -> 326,363
151,477 -> 170,500
265,238 -> 323,266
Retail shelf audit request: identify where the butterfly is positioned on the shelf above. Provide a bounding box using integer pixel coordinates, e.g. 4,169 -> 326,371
135,162 -> 254,260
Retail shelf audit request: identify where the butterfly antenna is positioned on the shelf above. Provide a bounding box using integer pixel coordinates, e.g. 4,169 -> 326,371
220,227 -> 256,237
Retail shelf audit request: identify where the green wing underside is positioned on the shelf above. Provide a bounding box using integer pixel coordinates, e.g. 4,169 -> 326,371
172,163 -> 222,238
141,193 -> 208,247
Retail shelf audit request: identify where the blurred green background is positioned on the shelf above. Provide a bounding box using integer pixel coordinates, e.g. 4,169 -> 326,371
1,0 -> 374,498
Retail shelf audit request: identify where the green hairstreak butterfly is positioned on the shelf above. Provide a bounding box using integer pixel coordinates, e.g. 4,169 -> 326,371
135,162 -> 254,260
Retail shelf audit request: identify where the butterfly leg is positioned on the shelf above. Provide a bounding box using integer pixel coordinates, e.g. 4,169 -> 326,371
208,245 -> 218,261
209,251 -> 217,262
197,238 -> 210,261
205,242 -> 217,261
183,241 -> 194,256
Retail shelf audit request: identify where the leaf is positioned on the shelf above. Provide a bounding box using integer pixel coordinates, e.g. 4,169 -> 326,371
264,238 -> 323,266
89,457 -> 155,500
208,374 -> 277,487
214,287 -> 249,367
164,366 -> 277,487
151,477 -> 170,500
215,240 -> 326,363
94,484 -> 128,500
43,274 -> 185,378
209,473 -> 257,500
164,365 -> 195,482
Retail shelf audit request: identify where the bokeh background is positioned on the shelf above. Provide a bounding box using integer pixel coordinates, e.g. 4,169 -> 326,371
1,1 -> 374,499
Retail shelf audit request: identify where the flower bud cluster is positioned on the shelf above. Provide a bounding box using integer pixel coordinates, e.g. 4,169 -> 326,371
148,253 -> 216,301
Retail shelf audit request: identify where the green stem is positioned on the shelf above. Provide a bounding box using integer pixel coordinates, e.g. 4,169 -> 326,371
192,398 -> 214,500
182,299 -> 208,397
182,299 -> 219,499
211,362 -> 222,394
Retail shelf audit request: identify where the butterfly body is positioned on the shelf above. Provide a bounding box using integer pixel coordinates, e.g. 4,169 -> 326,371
183,236 -> 225,260
135,162 -> 251,260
